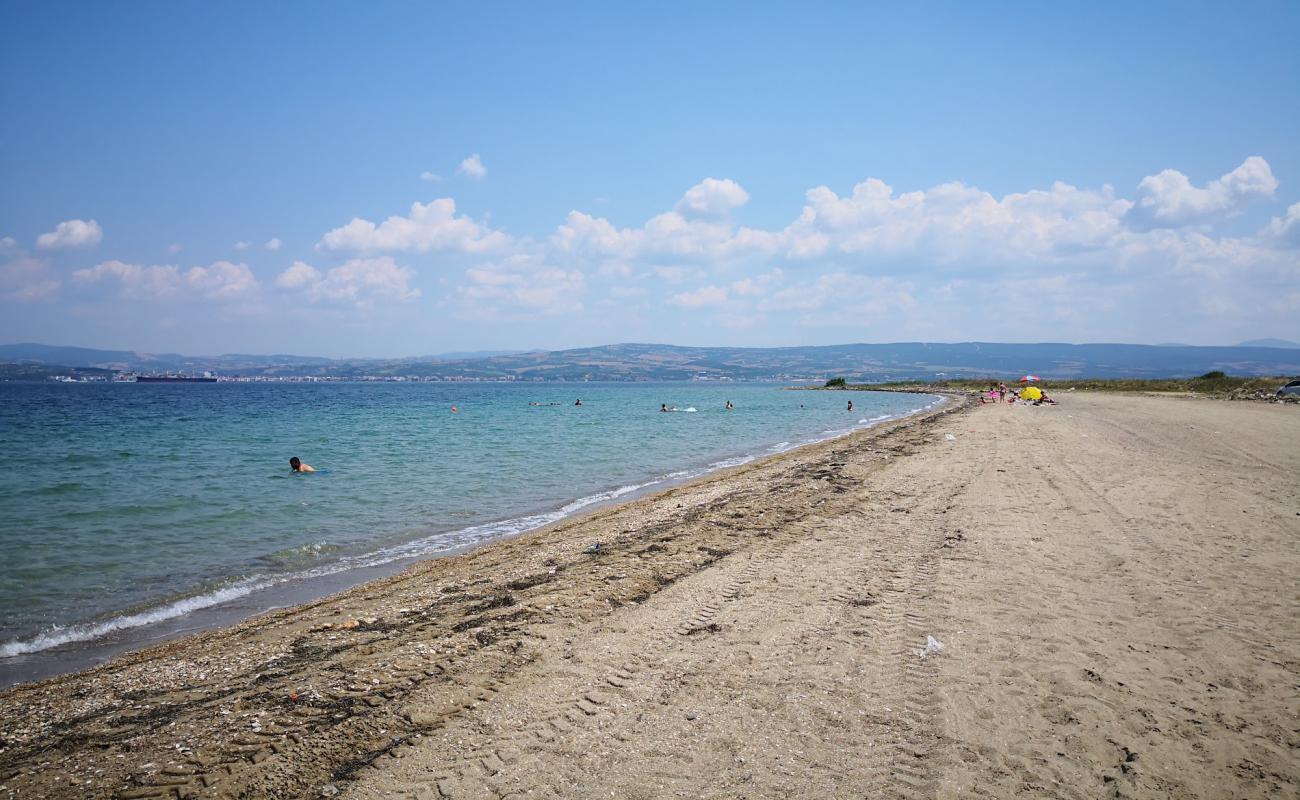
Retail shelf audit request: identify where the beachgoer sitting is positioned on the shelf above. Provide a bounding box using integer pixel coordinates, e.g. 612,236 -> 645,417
289,456 -> 316,473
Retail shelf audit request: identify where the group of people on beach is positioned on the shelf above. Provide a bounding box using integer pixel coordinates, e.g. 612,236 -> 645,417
981,381 -> 1056,406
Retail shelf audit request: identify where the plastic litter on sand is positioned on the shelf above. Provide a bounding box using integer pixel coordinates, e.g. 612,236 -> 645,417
916,634 -> 945,658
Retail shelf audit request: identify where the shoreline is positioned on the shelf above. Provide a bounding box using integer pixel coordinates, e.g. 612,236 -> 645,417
3,392 -> 1294,799
0,396 -> 969,799
0,392 -> 946,690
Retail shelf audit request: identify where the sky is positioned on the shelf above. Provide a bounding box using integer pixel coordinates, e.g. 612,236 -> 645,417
1,2 -> 1298,357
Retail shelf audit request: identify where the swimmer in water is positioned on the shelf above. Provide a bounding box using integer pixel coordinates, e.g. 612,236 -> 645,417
574,399 -> 583,406
725,400 -> 733,411
847,399 -> 853,412
450,405 -> 459,413
289,456 -> 316,473
660,403 -> 669,412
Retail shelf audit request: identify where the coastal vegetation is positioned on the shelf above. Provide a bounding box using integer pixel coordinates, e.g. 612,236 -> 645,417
823,373 -> 1298,399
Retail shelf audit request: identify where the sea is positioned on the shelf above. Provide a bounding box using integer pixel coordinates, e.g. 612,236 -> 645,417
0,381 -> 937,685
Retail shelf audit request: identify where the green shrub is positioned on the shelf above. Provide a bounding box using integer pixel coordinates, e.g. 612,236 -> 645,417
824,377 -> 847,388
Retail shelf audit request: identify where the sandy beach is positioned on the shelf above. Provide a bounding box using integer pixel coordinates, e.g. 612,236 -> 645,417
1,392 -> 1296,799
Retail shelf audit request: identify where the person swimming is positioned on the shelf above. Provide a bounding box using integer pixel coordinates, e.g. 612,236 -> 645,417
574,399 -> 583,406
847,399 -> 853,412
289,456 -> 316,473
660,403 -> 670,412
725,400 -> 733,410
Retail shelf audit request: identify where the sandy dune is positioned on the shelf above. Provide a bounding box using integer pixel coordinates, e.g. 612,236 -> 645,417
0,393 -> 1295,799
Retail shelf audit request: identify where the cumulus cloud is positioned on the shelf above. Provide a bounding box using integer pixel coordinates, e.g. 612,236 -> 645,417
274,257 -> 420,305
0,256 -> 60,301
545,157 -> 1284,288
781,177 -> 1134,265
552,179 -> 776,268
457,154 -> 487,181
457,255 -> 585,319
1265,202 -> 1300,248
729,269 -> 783,296
1132,156 -> 1277,228
676,178 -> 750,217
265,238 -> 283,251
318,198 -> 509,254
234,240 -> 252,250
420,171 -> 442,183
36,219 -> 102,250
757,272 -> 916,320
0,236 -> 16,250
73,260 -> 259,300
668,285 -> 729,309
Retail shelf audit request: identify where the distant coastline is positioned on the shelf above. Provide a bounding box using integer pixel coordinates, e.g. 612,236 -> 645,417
3,339 -> 1299,383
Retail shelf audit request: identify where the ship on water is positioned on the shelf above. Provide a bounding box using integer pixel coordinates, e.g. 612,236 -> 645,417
134,371 -> 218,383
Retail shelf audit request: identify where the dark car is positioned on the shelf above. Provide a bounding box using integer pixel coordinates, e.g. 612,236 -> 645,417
1278,380 -> 1300,397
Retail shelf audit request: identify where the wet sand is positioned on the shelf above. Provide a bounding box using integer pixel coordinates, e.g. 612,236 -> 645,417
1,393 -> 1296,799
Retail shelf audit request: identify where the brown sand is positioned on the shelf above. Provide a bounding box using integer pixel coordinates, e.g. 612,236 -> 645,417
0,393 -> 1296,799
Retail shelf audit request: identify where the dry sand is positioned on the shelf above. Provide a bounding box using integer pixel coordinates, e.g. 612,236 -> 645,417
0,392 -> 1296,799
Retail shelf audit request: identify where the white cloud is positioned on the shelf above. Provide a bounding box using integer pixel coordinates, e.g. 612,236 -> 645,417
781,177 -> 1133,265
274,257 -> 420,305
420,171 -> 442,183
1132,156 -> 1277,227
36,219 -> 102,250
318,198 -> 509,254
668,285 -> 729,309
551,195 -> 778,266
1265,202 -> 1300,248
730,269 -> 783,297
265,238 -> 283,251
186,261 -> 260,299
651,266 -> 703,284
676,177 -> 750,217
234,241 -> 251,250
758,273 -> 916,319
0,256 -> 60,301
456,255 -> 585,319
274,261 -> 320,291
457,153 -> 487,181
0,236 -> 15,250
73,259 -> 259,300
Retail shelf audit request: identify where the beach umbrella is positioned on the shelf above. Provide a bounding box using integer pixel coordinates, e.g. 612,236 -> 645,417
1020,385 -> 1043,401
1019,375 -> 1041,383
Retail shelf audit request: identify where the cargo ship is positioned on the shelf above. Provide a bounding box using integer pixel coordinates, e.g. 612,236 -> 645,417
135,371 -> 218,383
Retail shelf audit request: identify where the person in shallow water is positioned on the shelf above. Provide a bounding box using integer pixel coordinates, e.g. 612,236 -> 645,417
847,399 -> 854,412
725,400 -> 734,410
289,456 -> 316,473
661,403 -> 670,412
574,399 -> 583,406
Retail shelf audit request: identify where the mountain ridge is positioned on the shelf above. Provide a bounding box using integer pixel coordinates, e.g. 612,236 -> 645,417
3,341 -> 1298,381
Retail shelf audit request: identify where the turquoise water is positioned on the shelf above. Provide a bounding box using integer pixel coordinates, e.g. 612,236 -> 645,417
0,382 -> 935,659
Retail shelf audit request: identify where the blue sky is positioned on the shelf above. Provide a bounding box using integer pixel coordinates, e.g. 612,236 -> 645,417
2,2 -> 1298,356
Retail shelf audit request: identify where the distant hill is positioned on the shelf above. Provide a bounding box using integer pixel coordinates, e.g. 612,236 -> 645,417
4,340 -> 1299,382
1236,338 -> 1300,349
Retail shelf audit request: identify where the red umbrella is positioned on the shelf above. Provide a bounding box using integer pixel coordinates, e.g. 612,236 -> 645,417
1019,375 -> 1041,383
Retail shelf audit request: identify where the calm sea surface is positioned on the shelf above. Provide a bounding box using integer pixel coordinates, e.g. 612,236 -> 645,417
0,382 -> 934,663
